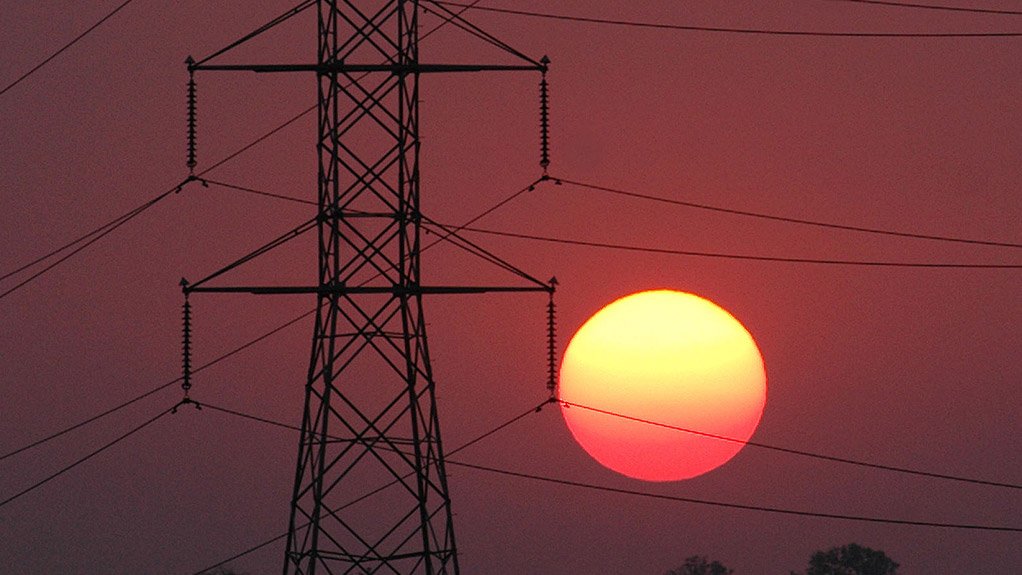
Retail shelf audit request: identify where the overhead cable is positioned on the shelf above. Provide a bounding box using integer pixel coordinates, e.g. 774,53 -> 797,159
193,0 -> 317,66
188,398 -> 551,575
829,0 -> 1022,16
421,1 -> 544,66
561,400 -> 1022,490
0,308 -> 316,463
448,460 -> 1022,532
0,183 -> 183,301
558,177 -> 1022,250
2,169 -> 533,463
204,179 -> 317,206
0,0 -> 137,98
458,225 -> 1022,269
434,1 -> 1022,37
0,404 -> 175,510
422,216 -> 549,287
185,215 -> 319,291
0,0 -> 483,299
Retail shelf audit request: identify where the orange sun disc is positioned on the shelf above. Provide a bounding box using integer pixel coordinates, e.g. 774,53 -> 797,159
558,290 -> 767,481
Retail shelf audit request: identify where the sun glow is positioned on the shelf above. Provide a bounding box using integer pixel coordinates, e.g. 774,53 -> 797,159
558,290 -> 767,481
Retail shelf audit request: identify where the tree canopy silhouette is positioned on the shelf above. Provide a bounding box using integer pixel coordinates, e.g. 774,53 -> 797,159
664,555 -> 735,575
791,543 -> 899,575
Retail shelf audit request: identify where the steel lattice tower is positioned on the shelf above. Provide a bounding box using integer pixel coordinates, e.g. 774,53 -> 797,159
282,2 -> 456,572
186,2 -> 548,572
279,0 -> 550,571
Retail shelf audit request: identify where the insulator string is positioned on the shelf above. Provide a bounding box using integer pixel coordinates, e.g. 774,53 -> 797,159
546,277 -> 558,397
186,56 -> 197,173
539,56 -> 551,175
180,279 -> 192,399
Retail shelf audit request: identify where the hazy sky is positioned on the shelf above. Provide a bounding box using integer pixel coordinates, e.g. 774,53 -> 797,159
2,2 -> 1020,574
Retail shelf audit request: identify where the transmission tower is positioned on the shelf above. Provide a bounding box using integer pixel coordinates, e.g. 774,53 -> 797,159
183,1 -> 549,573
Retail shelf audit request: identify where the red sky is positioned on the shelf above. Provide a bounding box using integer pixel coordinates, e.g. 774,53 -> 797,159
2,2 -> 1020,573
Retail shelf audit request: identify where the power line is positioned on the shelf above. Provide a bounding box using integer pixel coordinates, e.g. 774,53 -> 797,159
448,460 -> 1022,532
421,1 -> 544,67
198,105 -> 316,175
2,165 -> 534,462
204,175 -> 548,287
434,1 -> 1022,37
1,170 -> 535,463
186,215 -> 319,290
0,403 -> 174,510
1,0 -> 484,299
0,307 -> 316,463
828,0 -> 1022,16
190,529 -> 293,575
0,101 -> 318,292
458,225 -> 1022,269
560,400 -> 1022,491
0,186 -> 178,282
0,183 -> 184,301
557,177 -> 1022,250
192,391 -> 1021,573
205,384 -> 1022,494
0,102 -> 316,297
0,0 -> 138,98
422,216 -> 549,286
194,0 -> 317,66
188,398 -> 551,575
204,179 -> 317,206
200,402 -> 304,434
0,379 -> 170,464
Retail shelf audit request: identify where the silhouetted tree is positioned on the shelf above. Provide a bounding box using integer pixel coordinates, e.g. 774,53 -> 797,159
791,543 -> 899,575
664,555 -> 734,575
200,567 -> 245,575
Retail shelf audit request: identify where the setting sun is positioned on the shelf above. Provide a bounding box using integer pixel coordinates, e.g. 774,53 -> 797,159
559,290 -> 767,481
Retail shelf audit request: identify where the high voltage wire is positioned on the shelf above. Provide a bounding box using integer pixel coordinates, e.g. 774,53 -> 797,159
201,396 -> 1022,491
0,105 -> 313,299
0,403 -> 175,510
193,0 -> 317,67
205,179 -> 317,206
1,0 -> 485,301
556,177 -> 1022,250
188,398 -> 551,575
0,117 -> 316,298
447,460 -> 1022,532
209,175 -> 1022,252
186,215 -> 320,291
190,399 -> 1022,543
421,1 -> 544,67
0,309 -> 316,463
203,177 -> 547,286
828,0 -> 1022,16
458,225 -> 1022,269
194,175 -> 1022,277
560,401 -> 1022,490
0,0 -> 138,98
435,1 -> 1022,37
0,184 -> 180,301
202,176 -> 548,287
0,169 -> 536,465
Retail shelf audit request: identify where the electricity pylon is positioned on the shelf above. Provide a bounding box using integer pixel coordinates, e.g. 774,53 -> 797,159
185,1 -> 548,572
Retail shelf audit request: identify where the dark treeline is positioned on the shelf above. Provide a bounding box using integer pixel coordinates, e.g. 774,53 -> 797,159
665,543 -> 899,575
